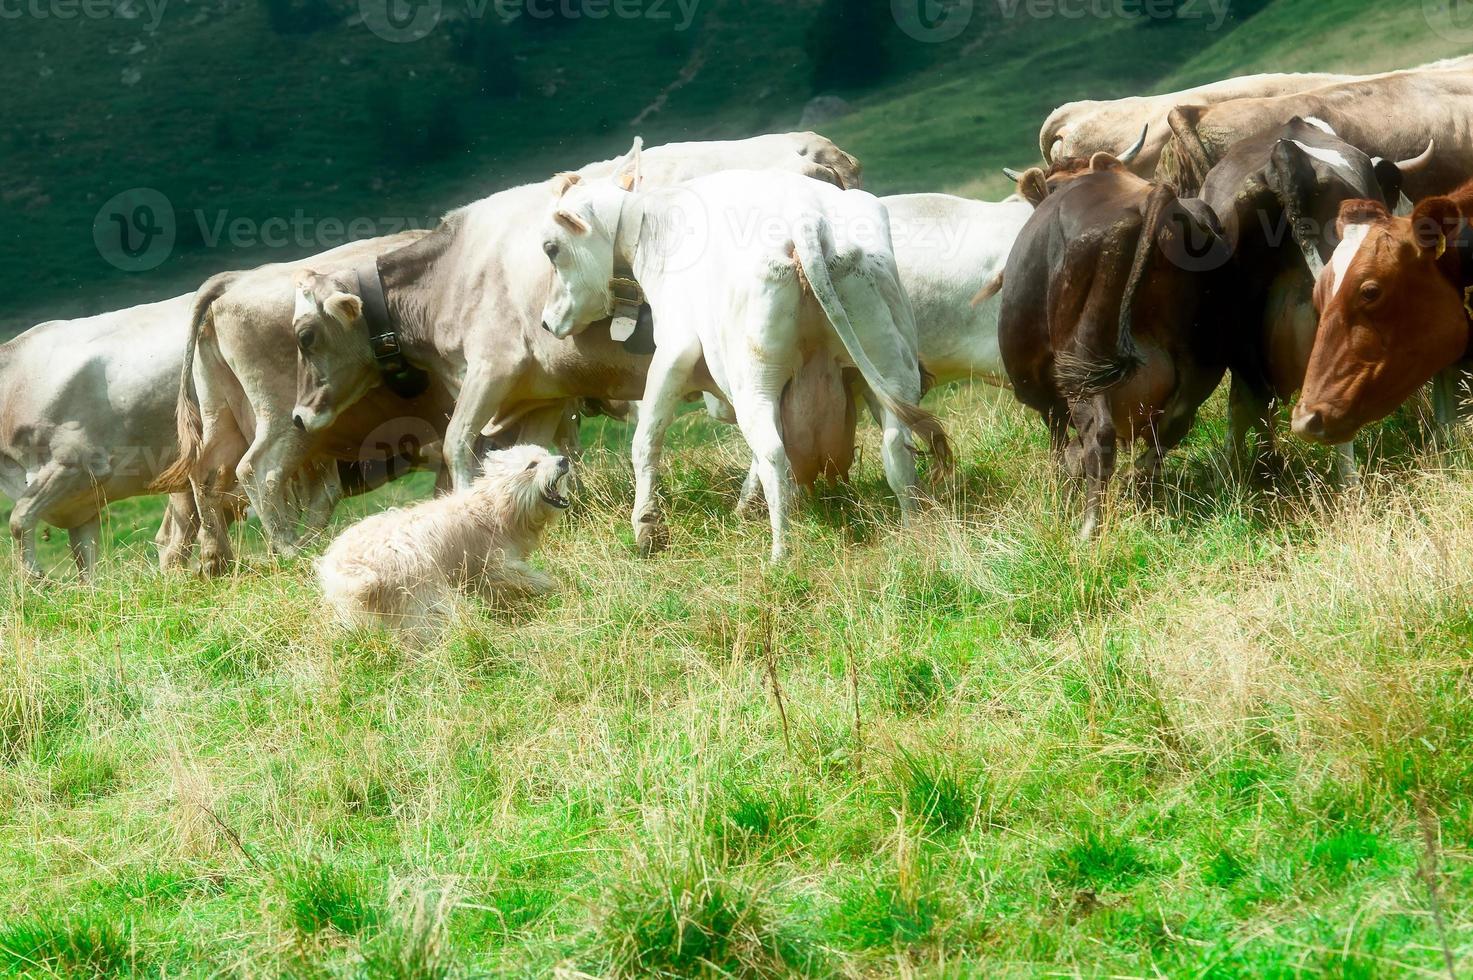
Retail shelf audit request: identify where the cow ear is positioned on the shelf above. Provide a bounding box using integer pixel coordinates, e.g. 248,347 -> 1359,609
1336,198 -> 1390,237
1018,167 -> 1049,207
613,136 -> 644,192
554,209 -> 591,235
1088,152 -> 1122,173
1410,196 -> 1462,258
323,292 -> 363,326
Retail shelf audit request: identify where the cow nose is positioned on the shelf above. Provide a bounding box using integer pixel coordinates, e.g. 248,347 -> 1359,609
292,413 -> 306,432
1291,406 -> 1325,441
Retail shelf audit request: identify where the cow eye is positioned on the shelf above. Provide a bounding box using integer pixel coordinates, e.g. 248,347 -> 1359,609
543,241 -> 560,261
298,328 -> 316,352
1359,280 -> 1383,306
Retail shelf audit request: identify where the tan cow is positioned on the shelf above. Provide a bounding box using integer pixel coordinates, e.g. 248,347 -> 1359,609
1040,55 -> 1473,176
157,231 -> 441,574
1159,66 -> 1473,200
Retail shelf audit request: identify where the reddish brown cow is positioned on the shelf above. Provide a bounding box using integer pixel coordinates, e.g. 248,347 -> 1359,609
1293,185 -> 1473,444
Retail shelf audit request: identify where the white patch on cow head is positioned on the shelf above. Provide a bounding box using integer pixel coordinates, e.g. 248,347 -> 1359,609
294,287 -> 316,321
1302,116 -> 1336,136
1328,223 -> 1372,301
1291,139 -> 1350,174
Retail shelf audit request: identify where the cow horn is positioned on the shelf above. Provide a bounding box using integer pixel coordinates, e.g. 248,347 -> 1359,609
1394,138 -> 1436,173
1048,135 -> 1064,163
1002,167 -> 1023,181
1116,123 -> 1148,164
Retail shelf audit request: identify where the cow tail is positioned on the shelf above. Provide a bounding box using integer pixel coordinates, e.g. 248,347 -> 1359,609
791,217 -> 953,477
151,272 -> 237,492
1109,185 -> 1175,384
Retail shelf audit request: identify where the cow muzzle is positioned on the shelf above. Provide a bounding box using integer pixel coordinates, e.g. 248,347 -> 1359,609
1290,405 -> 1330,443
292,405 -> 327,434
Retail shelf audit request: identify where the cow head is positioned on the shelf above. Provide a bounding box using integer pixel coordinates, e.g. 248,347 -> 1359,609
539,140 -> 644,339
1292,196 -> 1468,444
291,271 -> 377,433
1259,120 -> 1435,277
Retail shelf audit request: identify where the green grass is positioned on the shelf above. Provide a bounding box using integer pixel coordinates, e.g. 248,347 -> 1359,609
2,385 -> 1471,974
6,0 -> 1473,972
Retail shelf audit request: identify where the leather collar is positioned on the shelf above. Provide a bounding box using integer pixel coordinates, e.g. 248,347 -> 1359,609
356,260 -> 430,399
608,194 -> 647,344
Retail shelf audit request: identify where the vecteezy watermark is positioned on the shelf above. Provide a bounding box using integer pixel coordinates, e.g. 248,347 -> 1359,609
94,188 -> 176,273
893,0 -> 975,43
359,0 -> 700,43
0,0 -> 168,30
895,0 -> 1233,40
93,188 -> 432,271
998,0 -> 1232,30
1422,0 -> 1473,43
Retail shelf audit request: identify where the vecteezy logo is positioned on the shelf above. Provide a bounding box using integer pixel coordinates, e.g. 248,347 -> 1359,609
1423,0 -> 1473,43
360,0 -> 441,42
892,0 -> 973,42
93,188 -> 175,272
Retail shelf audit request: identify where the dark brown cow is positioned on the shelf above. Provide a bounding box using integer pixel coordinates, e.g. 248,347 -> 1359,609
998,168 -> 1233,537
1293,185 -> 1473,444
1185,117 -> 1423,477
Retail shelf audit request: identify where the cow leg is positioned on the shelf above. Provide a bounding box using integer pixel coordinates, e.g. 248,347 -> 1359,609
445,367 -> 512,491
9,462 -> 93,579
1431,368 -> 1461,429
156,491 -> 200,571
730,388 -> 793,562
735,460 -> 765,519
1334,442 -> 1359,489
298,460 -> 345,540
631,345 -> 701,557
1047,405 -> 1072,469
67,518 -> 101,578
236,423 -> 311,556
1072,395 -> 1117,541
1226,376 -> 1274,478
194,471 -> 236,576
553,405 -> 583,460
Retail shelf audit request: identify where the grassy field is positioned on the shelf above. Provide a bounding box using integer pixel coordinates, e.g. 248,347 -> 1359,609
2,385 -> 1471,976
6,0 -> 1473,974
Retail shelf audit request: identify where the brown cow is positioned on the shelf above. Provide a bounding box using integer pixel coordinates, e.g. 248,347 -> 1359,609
998,168 -> 1233,537
1292,186 -> 1473,444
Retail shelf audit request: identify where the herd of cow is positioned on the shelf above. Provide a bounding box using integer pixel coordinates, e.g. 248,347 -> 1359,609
5,54 -> 1473,578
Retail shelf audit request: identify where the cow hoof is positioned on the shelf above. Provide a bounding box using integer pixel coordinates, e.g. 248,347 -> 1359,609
198,553 -> 230,578
636,522 -> 669,557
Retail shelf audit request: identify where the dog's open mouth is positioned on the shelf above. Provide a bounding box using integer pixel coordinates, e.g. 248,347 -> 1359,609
541,470 -> 572,509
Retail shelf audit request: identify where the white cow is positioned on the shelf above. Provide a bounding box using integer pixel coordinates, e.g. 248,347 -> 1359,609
285,133 -> 865,516
537,154 -> 949,560
0,296 -> 200,576
723,191 -> 1032,511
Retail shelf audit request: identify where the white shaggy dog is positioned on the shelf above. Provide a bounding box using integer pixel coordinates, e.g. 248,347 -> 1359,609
317,445 -> 572,630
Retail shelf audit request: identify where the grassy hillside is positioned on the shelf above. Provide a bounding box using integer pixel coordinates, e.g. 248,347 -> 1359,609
13,0 -> 1462,334
3,389 -> 1472,975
